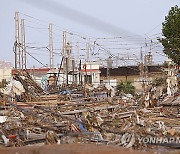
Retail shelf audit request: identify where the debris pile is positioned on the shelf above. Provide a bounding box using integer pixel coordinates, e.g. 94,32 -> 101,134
0,72 -> 180,153
4,70 -> 44,102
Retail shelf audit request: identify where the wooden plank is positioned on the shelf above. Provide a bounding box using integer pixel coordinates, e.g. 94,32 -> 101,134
59,105 -> 121,115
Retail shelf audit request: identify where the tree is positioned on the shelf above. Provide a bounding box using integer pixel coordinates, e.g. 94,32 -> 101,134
116,81 -> 135,95
152,77 -> 166,87
159,5 -> 180,65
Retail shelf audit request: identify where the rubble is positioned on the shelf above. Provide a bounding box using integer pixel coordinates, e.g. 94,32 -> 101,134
0,71 -> 180,154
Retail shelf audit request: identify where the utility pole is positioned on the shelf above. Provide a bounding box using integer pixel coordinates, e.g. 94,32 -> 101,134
72,59 -> 75,84
139,47 -> 145,92
107,56 -> 111,85
49,23 -> 53,69
66,42 -> 72,71
76,42 -> 81,85
14,12 -> 21,69
20,19 -> 26,69
140,47 -> 143,64
116,54 -> 119,68
62,31 -> 67,85
76,42 -> 80,67
144,37 -> 148,79
140,46 -> 144,77
79,60 -> 82,85
62,31 -> 66,73
84,43 -> 90,84
66,57 -> 69,85
86,42 -> 90,62
145,52 -> 152,66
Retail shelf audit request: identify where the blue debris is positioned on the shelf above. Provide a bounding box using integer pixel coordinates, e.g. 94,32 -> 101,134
78,122 -> 87,132
60,90 -> 71,95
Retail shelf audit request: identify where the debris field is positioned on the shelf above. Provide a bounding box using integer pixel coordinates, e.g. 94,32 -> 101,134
0,70 -> 180,154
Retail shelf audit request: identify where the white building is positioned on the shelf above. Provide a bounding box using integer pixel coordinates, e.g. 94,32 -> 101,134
0,69 -> 12,81
81,61 -> 101,86
39,61 -> 101,87
0,61 -> 13,81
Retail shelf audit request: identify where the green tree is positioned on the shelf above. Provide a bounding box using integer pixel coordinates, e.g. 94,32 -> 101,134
152,77 -> 166,87
116,81 -> 135,95
159,5 -> 180,65
162,61 -> 169,68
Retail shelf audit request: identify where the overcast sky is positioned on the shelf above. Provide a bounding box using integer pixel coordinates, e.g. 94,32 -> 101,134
0,0 -> 179,67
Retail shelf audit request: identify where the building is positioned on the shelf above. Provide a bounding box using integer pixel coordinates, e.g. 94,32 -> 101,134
0,61 -> 13,81
45,61 -> 101,86
100,65 -> 163,90
81,61 -> 101,86
11,61 -> 101,88
0,61 -> 13,69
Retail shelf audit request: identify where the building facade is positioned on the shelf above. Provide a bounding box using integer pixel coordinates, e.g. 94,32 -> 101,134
0,61 -> 13,81
100,65 -> 163,90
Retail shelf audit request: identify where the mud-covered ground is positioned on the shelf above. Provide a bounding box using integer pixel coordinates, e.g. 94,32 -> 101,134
0,144 -> 151,154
